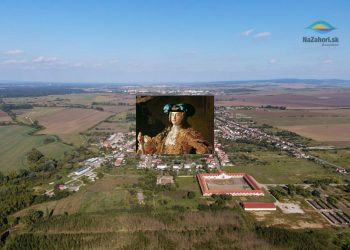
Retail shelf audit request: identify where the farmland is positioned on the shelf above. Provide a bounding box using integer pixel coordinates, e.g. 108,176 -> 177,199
223,149 -> 344,184
2,84 -> 350,250
4,92 -> 135,108
0,125 -> 72,173
228,108 -> 350,147
278,124 -> 350,146
15,107 -> 65,124
309,149 -> 350,170
0,110 -> 12,123
17,107 -> 113,145
90,110 -> 135,134
216,89 -> 350,108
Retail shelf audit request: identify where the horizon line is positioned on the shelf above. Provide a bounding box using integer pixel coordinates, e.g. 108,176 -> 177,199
1,78 -> 350,85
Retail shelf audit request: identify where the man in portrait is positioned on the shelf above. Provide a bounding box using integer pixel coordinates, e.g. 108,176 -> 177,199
137,97 -> 213,155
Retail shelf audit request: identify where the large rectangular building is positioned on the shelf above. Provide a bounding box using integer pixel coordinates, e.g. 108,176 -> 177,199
197,171 -> 264,196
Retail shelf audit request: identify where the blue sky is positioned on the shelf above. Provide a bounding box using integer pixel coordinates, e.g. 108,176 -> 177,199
0,0 -> 349,83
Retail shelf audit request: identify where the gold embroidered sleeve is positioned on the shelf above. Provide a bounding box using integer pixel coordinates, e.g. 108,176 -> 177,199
186,128 -> 211,154
143,133 -> 163,154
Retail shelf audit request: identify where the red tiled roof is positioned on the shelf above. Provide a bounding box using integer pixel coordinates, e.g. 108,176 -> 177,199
114,159 -> 122,166
242,202 -> 276,209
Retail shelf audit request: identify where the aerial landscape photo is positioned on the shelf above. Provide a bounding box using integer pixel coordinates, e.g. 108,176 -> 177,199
1,1 -> 350,249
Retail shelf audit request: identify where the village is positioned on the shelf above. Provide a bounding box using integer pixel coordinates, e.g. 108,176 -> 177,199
41,108 -> 350,224
215,107 -> 348,174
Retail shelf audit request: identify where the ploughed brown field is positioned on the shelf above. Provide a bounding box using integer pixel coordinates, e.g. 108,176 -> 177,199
216,90 -> 350,108
36,108 -> 112,144
278,124 -> 350,146
0,110 -> 12,123
226,101 -> 350,146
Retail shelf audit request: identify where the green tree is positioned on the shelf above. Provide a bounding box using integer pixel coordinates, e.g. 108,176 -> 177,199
23,210 -> 44,225
187,191 -> 196,199
311,189 -> 321,197
97,172 -> 104,179
27,148 -> 44,164
81,176 -> 90,184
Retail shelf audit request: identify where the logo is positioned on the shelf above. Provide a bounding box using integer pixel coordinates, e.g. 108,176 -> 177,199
307,21 -> 336,34
303,21 -> 339,46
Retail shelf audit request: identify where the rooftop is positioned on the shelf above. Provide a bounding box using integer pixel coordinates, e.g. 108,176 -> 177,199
242,202 -> 276,210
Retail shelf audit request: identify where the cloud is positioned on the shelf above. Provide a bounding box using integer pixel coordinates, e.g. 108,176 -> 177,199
3,49 -> 24,56
184,50 -> 198,56
93,63 -> 103,68
255,32 -> 272,38
322,59 -> 333,64
1,53 -> 104,70
33,56 -> 58,63
66,62 -> 86,68
1,59 -> 28,65
109,59 -> 120,64
241,29 -> 254,36
269,59 -> 277,64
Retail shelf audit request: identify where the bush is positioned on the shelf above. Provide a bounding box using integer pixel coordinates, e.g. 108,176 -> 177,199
27,148 -> 44,164
187,191 -> 196,199
23,210 -> 44,225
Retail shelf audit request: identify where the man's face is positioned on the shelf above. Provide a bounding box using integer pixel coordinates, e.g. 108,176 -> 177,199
170,112 -> 184,125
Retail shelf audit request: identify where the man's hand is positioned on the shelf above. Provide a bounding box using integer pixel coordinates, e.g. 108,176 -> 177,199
138,132 -> 144,144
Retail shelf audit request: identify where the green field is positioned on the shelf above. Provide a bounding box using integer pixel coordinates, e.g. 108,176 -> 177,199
79,188 -> 133,213
5,92 -> 133,107
153,176 -> 204,209
5,93 -> 106,106
12,174 -> 140,216
0,125 -> 73,173
309,149 -> 350,169
223,150 -> 344,184
88,110 -> 135,135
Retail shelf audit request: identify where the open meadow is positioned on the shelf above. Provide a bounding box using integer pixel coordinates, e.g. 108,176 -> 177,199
13,174 -> 140,216
0,125 -> 72,173
223,149 -> 345,184
309,149 -> 350,170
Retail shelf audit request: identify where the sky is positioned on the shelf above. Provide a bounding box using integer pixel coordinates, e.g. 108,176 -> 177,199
0,0 -> 349,83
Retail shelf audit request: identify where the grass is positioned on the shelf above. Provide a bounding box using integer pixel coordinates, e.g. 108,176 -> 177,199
0,125 -> 73,173
13,174 -> 139,216
232,109 -> 350,127
18,108 -> 112,146
5,93 -> 134,107
152,176 -> 204,210
5,93 -> 106,106
309,149 -> 350,169
251,199 -> 329,229
316,185 -> 350,215
16,107 -> 65,124
223,150 -> 343,184
13,173 -> 204,217
79,188 -> 133,213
